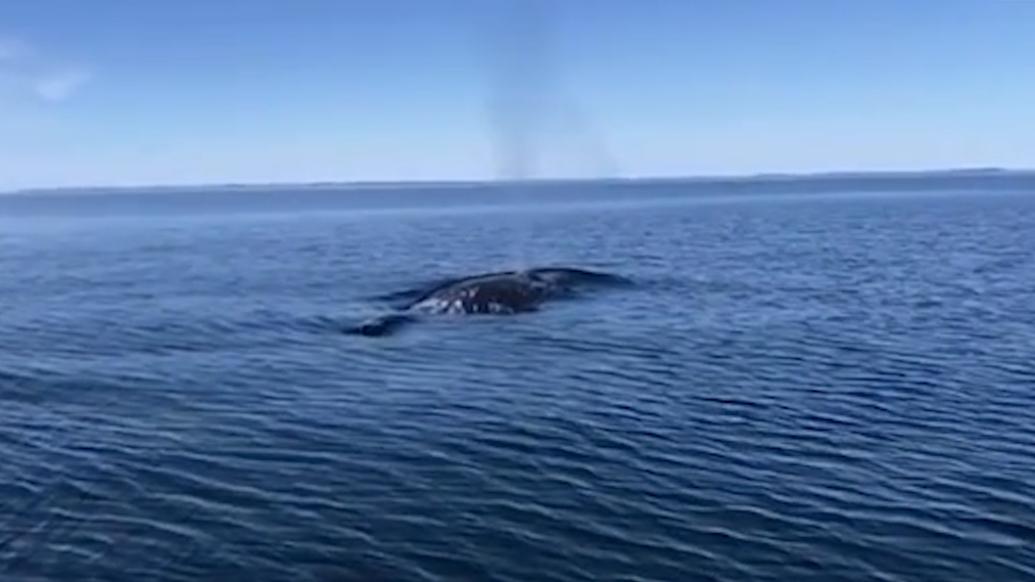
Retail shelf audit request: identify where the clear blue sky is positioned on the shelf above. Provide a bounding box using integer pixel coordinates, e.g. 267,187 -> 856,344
2,0 -> 1034,190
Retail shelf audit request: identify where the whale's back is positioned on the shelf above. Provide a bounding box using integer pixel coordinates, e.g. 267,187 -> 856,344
410,273 -> 550,314
346,266 -> 629,336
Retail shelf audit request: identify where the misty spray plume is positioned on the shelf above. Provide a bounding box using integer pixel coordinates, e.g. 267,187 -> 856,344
482,1 -> 617,266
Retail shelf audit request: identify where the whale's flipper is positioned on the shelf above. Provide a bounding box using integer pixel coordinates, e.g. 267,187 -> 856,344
344,313 -> 417,337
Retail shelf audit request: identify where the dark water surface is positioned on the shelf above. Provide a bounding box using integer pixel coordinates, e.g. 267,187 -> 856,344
2,180 -> 1035,581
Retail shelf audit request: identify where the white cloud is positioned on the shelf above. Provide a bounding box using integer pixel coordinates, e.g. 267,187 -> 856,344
0,34 -> 91,103
0,36 -> 30,61
34,68 -> 92,102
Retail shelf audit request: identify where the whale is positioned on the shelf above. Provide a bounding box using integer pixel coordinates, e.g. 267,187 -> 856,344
346,267 -> 629,337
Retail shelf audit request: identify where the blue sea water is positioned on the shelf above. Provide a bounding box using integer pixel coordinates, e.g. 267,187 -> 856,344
2,178 -> 1034,581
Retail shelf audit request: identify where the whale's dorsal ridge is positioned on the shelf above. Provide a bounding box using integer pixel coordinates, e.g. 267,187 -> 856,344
345,266 -> 628,337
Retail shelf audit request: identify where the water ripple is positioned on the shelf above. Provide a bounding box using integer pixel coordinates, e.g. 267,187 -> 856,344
3,190 -> 1035,580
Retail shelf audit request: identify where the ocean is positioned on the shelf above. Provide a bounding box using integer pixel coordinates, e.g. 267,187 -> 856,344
2,176 -> 1034,581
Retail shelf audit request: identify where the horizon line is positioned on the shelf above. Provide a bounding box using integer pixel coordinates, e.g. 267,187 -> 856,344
6,166 -> 1035,196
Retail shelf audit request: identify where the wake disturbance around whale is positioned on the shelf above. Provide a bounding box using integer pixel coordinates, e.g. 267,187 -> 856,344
345,267 -> 631,337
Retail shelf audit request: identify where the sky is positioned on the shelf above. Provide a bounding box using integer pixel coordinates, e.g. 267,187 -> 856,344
2,0 -> 1035,191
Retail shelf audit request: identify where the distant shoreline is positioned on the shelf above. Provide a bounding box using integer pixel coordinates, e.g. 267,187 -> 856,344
6,167 -> 1035,197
